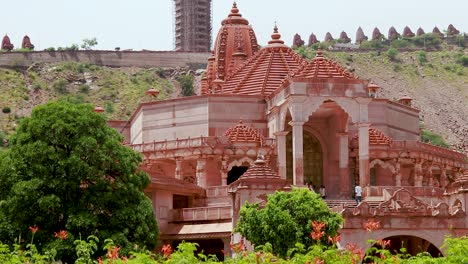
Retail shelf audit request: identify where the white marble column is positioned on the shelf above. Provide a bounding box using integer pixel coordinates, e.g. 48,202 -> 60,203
196,157 -> 207,188
275,131 -> 289,179
289,121 -> 305,186
358,123 -> 370,187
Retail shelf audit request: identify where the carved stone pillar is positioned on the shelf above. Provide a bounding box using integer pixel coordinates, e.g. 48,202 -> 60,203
338,132 -> 350,197
414,159 -> 423,187
358,123 -> 370,187
440,165 -> 448,189
290,121 -> 305,186
196,157 -> 207,188
175,158 -> 183,180
275,131 -> 289,179
221,157 -> 228,186
394,159 -> 402,187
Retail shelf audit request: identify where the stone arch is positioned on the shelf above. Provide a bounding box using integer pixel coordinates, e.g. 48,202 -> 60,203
368,230 -> 444,256
227,157 -> 254,171
369,234 -> 443,258
279,104 -> 293,132
370,159 -> 396,174
301,97 -> 360,123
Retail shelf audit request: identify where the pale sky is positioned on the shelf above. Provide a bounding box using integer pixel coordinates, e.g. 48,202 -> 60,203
1,0 -> 466,51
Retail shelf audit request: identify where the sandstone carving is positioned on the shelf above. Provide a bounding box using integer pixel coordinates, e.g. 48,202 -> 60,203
372,27 -> 384,40
388,26 -> 400,41
432,27 -> 444,37
21,35 -> 34,50
339,31 -> 351,43
447,24 -> 460,36
324,32 -> 334,42
416,27 -> 425,36
293,33 -> 305,47
402,26 -> 415,37
355,27 -> 368,43
1,35 -> 14,51
308,33 -> 318,46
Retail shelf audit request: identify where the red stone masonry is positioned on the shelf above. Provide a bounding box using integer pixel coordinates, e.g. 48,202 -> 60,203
291,49 -> 356,79
220,26 -> 306,96
224,120 -> 263,144
369,128 -> 392,145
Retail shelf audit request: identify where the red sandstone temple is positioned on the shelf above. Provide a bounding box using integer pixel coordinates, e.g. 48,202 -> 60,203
110,3 -> 468,259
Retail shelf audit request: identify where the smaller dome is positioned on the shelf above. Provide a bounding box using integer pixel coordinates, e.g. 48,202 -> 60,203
292,49 -> 356,79
146,88 -> 159,98
94,106 -> 105,113
224,120 -> 263,144
240,156 -> 280,179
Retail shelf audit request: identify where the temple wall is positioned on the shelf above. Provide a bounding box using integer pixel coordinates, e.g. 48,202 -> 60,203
0,50 -> 210,69
140,97 -> 210,142
130,111 -> 143,144
369,100 -> 420,140
207,96 -> 267,137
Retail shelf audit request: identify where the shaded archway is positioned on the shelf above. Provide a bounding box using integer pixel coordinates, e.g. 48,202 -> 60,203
227,166 -> 249,184
365,235 -> 442,261
286,132 -> 323,186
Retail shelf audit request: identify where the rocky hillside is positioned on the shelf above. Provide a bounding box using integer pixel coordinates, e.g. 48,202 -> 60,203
0,49 -> 466,154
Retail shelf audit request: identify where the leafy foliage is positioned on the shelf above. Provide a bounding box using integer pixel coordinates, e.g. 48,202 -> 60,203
0,101 -> 158,262
421,130 -> 449,148
235,188 -> 343,257
177,74 -> 195,96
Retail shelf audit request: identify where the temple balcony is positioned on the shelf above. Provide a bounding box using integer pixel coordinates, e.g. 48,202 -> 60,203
170,206 -> 232,222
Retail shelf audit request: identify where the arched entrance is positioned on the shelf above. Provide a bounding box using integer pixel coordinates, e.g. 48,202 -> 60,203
286,132 -> 323,186
365,235 -> 442,261
227,166 -> 249,185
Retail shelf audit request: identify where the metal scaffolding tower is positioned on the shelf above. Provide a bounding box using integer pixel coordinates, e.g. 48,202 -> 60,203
173,0 -> 212,52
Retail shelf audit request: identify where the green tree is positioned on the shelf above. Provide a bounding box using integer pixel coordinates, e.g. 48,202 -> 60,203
81,38 -> 98,50
386,47 -> 399,61
235,188 -> 343,258
0,101 -> 158,261
177,75 -> 195,96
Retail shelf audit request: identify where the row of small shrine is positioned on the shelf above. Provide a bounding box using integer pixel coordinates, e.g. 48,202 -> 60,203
1,35 -> 34,51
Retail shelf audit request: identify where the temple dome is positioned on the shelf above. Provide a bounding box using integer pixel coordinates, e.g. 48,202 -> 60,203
224,120 -> 263,144
220,26 -> 306,96
201,2 -> 259,94
291,49 -> 357,79
240,157 -> 281,179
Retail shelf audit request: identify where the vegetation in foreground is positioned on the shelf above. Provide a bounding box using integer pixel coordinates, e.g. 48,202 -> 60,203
0,101 -> 159,262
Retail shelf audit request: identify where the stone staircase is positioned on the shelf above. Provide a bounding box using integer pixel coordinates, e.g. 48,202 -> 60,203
325,199 -> 383,210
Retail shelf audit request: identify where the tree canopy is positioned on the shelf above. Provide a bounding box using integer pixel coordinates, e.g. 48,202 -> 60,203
235,188 -> 343,257
0,101 -> 158,261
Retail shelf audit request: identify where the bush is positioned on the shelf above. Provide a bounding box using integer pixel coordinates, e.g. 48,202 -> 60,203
456,54 -> 468,67
386,48 -> 398,61
422,130 -> 450,148
390,39 -> 412,49
413,33 -> 443,49
177,75 -> 195,96
53,79 -> 68,94
416,51 -> 428,65
2,106 -> 11,114
236,188 -> 343,257
79,84 -> 90,93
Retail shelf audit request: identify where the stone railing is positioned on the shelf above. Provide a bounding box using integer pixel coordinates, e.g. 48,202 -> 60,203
206,186 -> 229,197
129,136 -> 276,153
171,206 -> 232,222
391,140 -> 466,161
365,186 -> 445,199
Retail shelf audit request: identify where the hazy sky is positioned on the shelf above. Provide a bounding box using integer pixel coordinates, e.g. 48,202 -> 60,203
2,0 -> 466,51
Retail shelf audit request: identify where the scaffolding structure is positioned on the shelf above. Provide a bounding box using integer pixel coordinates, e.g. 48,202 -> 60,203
173,0 -> 212,52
